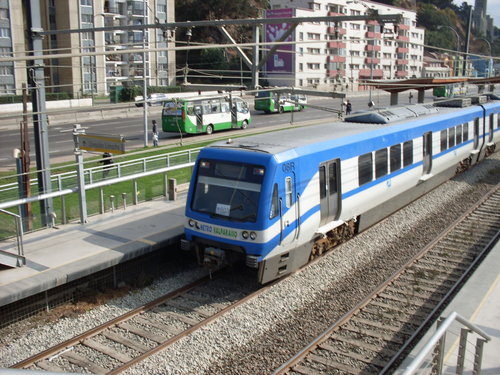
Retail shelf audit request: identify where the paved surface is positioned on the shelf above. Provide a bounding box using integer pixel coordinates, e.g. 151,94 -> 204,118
0,196 -> 186,307
396,239 -> 500,374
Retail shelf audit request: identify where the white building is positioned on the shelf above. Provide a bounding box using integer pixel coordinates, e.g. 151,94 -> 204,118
265,0 -> 425,91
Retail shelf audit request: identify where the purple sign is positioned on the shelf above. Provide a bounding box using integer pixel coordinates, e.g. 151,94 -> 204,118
265,8 -> 295,74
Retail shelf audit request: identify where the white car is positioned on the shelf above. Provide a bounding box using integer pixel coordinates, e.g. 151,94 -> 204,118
135,93 -> 170,107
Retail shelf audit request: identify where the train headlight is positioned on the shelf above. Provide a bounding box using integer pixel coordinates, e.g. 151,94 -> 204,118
242,231 -> 249,239
188,219 -> 195,227
250,232 -> 257,240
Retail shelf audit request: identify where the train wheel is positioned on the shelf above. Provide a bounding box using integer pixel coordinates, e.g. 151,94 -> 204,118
206,125 -> 214,135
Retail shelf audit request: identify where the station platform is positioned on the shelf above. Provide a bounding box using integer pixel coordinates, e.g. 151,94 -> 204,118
397,238 -> 500,374
0,196 -> 186,308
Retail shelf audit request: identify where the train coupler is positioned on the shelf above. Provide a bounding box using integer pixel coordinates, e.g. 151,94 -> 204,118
203,247 -> 226,270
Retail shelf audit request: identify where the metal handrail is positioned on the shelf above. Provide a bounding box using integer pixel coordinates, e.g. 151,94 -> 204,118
0,209 -> 25,266
0,147 -> 202,199
401,311 -> 491,375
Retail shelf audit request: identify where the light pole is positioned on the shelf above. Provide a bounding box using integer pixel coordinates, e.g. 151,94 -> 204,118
183,28 -> 192,84
478,38 -> 492,78
142,0 -> 148,147
437,26 -> 460,76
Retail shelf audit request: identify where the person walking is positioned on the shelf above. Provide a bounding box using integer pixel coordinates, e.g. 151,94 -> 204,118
100,152 -> 114,178
345,100 -> 352,115
152,119 -> 159,147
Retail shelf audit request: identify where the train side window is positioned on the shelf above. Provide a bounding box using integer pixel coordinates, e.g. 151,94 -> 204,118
285,177 -> 292,208
473,119 -> 480,149
448,127 -> 455,148
456,124 -> 462,144
489,115 -> 494,142
269,184 -> 279,219
463,122 -> 469,141
403,140 -> 413,167
358,153 -> 373,186
440,130 -> 447,151
328,162 -> 338,194
390,144 -> 401,173
319,166 -> 326,199
375,148 -> 388,178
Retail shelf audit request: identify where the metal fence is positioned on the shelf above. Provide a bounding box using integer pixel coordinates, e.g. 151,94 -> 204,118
0,148 -> 201,239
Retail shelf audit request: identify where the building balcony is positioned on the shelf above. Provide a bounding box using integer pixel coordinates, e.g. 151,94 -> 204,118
367,20 -> 379,26
397,35 -> 409,42
365,31 -> 381,39
327,41 -> 346,49
396,47 -> 409,53
365,44 -> 381,52
327,26 -> 346,35
396,59 -> 409,65
327,55 -> 346,63
359,69 -> 383,78
398,23 -> 410,30
365,57 -> 381,65
396,70 -> 408,77
103,6 -> 119,14
327,69 -> 345,77
328,11 -> 343,17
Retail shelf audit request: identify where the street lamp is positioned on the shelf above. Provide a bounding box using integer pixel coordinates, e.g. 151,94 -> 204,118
478,38 -> 492,78
183,28 -> 192,84
437,25 -> 460,76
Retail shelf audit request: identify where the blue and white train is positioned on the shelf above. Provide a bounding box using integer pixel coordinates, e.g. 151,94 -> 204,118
182,98 -> 500,283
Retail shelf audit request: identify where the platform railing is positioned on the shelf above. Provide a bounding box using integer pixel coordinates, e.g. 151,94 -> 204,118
0,209 -> 25,267
0,147 -> 202,203
400,311 -> 491,375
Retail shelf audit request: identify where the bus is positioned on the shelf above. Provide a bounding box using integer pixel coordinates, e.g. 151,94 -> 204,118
433,84 -> 466,98
254,91 -> 307,113
162,96 -> 251,135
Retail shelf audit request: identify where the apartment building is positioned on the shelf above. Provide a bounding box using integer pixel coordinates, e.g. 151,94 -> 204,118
0,0 -> 176,97
266,0 -> 425,91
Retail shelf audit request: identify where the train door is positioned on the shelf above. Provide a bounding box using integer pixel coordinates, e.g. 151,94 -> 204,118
422,132 -> 432,175
194,103 -> 203,132
319,159 -> 342,227
280,170 -> 297,246
473,118 -> 480,149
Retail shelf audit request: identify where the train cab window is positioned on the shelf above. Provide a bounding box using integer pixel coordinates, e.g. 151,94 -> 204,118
319,166 -> 327,199
358,153 -> 373,186
390,144 -> 401,173
285,177 -> 293,208
440,130 -> 448,152
456,124 -> 462,144
463,123 -> 469,141
375,148 -> 388,178
269,184 -> 279,219
448,127 -> 455,148
403,140 -> 413,167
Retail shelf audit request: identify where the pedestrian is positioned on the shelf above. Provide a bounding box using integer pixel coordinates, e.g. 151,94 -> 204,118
153,132 -> 159,147
409,92 -> 414,104
345,100 -> 352,115
152,119 -> 158,135
100,152 -> 114,179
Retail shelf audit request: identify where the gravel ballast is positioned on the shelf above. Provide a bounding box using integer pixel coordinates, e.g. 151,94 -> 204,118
0,153 -> 498,374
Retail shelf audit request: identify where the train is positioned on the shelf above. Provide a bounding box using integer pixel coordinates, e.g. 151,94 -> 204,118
181,96 -> 500,284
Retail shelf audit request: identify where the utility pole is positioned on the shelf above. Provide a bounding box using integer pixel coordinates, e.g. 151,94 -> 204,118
25,0 -> 53,227
463,5 -> 472,77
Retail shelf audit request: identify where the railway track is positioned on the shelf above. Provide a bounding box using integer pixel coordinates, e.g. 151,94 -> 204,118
11,271 -> 263,374
274,184 -> 500,375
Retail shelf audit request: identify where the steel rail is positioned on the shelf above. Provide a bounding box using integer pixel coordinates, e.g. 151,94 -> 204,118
273,183 -> 499,374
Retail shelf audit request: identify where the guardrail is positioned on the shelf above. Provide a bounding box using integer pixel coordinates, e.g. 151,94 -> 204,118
401,311 -> 491,375
0,148 -> 201,239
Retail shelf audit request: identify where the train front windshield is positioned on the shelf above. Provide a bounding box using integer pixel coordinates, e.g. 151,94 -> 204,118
191,159 -> 265,223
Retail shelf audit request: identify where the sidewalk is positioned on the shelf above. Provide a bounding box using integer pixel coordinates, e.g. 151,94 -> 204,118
0,196 -> 186,308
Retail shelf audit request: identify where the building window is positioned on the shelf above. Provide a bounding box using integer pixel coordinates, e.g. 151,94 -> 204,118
307,33 -> 321,40
0,27 -> 11,39
0,47 -> 12,57
157,4 -> 167,13
0,8 -> 9,20
80,0 -> 92,6
0,66 -> 13,75
307,63 -> 320,70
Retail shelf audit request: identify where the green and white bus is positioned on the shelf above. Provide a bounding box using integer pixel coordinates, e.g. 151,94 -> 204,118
162,96 -> 251,135
254,91 -> 306,113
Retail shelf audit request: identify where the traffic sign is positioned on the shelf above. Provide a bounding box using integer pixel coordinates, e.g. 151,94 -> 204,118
78,133 -> 125,154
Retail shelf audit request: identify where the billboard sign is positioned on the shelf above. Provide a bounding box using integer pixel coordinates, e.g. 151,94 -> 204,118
79,133 -> 126,154
265,8 -> 295,74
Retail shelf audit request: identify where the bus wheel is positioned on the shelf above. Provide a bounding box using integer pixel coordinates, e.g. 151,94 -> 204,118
299,105 -> 303,111
206,125 -> 214,135
279,106 -> 284,114
241,120 -> 248,130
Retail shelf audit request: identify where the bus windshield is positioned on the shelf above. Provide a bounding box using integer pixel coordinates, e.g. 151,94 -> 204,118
191,159 -> 265,223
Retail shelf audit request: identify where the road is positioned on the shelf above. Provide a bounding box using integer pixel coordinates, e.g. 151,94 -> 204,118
0,91 -> 414,172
